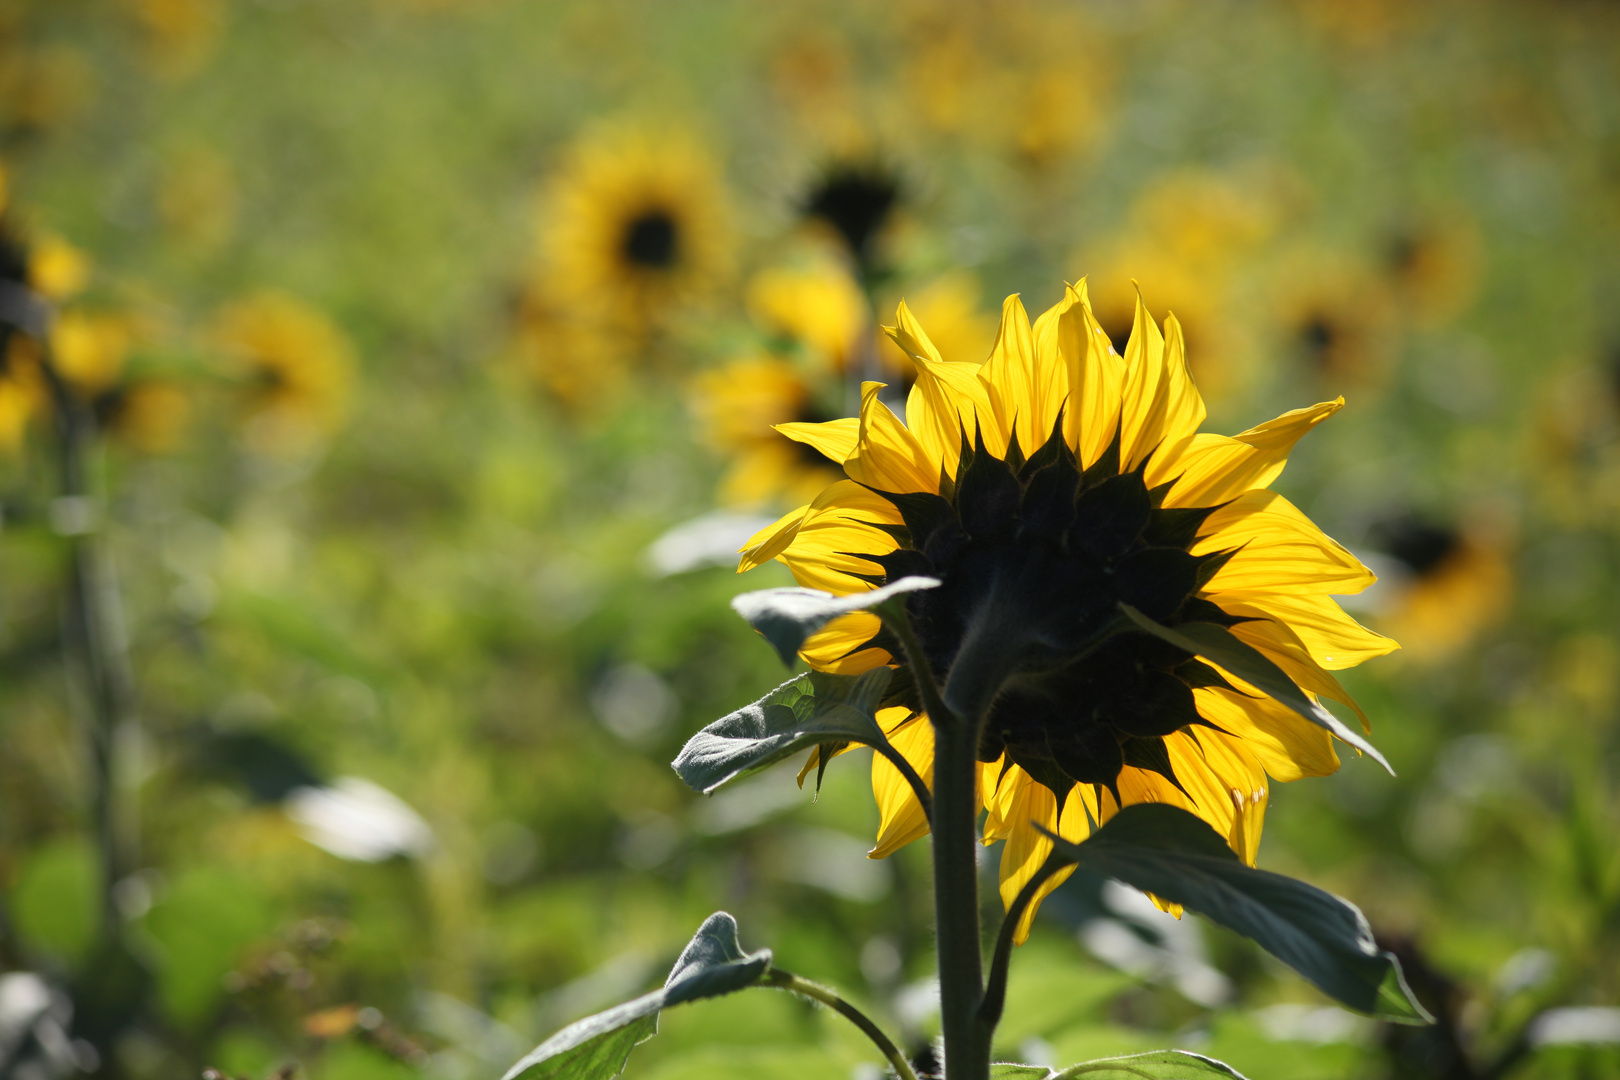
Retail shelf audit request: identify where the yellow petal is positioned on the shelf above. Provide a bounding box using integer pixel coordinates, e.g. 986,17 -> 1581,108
843,381 -> 940,494
1156,312 -> 1207,451
870,711 -> 934,858
1216,589 -> 1398,669
1195,490 -> 1376,595
775,416 -> 860,466
1157,399 -> 1342,507
1118,287 -> 1169,471
775,481 -> 902,592
1227,616 -> 1373,734
800,612 -> 889,673
906,355 -> 1000,472
738,502 -> 811,572
1194,686 -> 1341,782
978,293 -> 1064,458
884,298 -> 945,367
1060,283 -> 1124,469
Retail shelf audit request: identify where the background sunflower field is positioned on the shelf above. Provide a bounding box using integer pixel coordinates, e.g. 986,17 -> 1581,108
2,2 -> 1618,1078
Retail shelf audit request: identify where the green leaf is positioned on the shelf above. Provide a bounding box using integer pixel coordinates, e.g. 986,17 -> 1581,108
731,575 -> 939,666
992,1065 -> 1057,1079
1117,605 -> 1393,774
501,912 -> 773,1080
673,667 -> 892,794
1050,1049 -> 1251,1078
1041,805 -> 1431,1024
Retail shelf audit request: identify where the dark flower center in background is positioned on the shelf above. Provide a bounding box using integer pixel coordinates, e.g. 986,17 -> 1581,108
1298,312 -> 1340,365
622,209 -> 679,269
804,166 -> 899,266
1370,516 -> 1459,577
848,420 -> 1241,802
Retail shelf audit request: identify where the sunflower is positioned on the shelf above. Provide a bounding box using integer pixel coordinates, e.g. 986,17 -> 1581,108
691,356 -> 844,508
539,124 -> 732,336
214,292 -> 354,456
1271,251 -> 1396,391
1364,515 -> 1509,664
738,283 -> 1396,940
876,272 -> 996,384
746,257 -> 866,369
802,162 -> 902,279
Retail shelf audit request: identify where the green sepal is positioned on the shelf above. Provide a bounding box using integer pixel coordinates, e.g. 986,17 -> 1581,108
1039,804 -> 1431,1023
673,668 -> 892,794
500,912 -> 772,1080
1118,604 -> 1393,774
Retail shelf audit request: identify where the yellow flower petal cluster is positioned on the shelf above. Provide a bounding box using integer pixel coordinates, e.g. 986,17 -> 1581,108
738,282 -> 1397,941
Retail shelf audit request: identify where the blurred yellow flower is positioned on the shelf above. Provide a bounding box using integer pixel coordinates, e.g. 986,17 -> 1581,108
742,283 -> 1395,939
508,282 -> 628,414
52,311 -> 136,397
214,292 -> 355,456
746,258 -> 866,369
28,233 -> 90,302
1270,251 -> 1397,391
0,338 -> 46,452
1383,216 -> 1483,328
1078,171 -> 1278,401
123,0 -> 224,81
692,356 -> 844,508
538,124 -> 733,336
1366,516 -> 1510,664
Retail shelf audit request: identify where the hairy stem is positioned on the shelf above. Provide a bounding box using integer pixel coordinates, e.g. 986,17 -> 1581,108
880,600 -> 989,1080
764,968 -> 918,1080
979,853 -> 1073,1033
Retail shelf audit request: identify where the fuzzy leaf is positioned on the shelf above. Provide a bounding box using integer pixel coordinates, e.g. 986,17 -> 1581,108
1050,1049 -> 1251,1078
673,668 -> 892,794
1042,804 -> 1430,1023
501,913 -> 772,1080
732,576 -> 940,666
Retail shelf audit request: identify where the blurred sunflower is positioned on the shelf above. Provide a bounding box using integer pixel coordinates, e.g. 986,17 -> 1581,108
1270,251 -> 1396,391
741,283 -> 1396,939
802,162 -> 902,280
214,292 -> 354,457
1382,216 -> 1482,328
53,310 -> 190,453
508,282 -> 627,413
691,356 -> 844,508
746,256 -> 866,369
1364,515 -> 1510,664
539,124 -> 733,337
0,222 -> 92,451
1077,171 -> 1277,400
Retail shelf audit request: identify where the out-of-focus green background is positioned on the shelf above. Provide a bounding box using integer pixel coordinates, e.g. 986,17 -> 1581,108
1,2 -> 1618,1078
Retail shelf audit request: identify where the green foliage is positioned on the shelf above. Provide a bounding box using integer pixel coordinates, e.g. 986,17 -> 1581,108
1042,805 -> 1428,1022
673,668 -> 892,794
503,912 -> 772,1080
9,834 -> 98,965
141,865 -> 278,1029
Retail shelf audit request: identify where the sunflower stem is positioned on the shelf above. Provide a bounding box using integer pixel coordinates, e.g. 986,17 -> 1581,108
979,852 -> 1073,1033
878,599 -> 990,1080
763,968 -> 918,1080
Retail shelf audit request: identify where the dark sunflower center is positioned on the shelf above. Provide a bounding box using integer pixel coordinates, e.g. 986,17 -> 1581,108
804,167 -> 899,264
622,210 -> 679,269
1370,516 -> 1458,577
850,421 -> 1242,802
1299,313 -> 1338,363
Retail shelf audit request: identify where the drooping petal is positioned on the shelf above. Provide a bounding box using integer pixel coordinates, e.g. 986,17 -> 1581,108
1195,490 -> 1377,595
870,711 -> 934,858
1193,686 -> 1341,782
885,298 -> 945,367
799,612 -> 888,673
775,416 -> 860,466
843,380 -> 941,494
1228,616 -> 1373,734
1156,399 -> 1342,507
738,502 -> 811,572
1217,589 -> 1398,669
